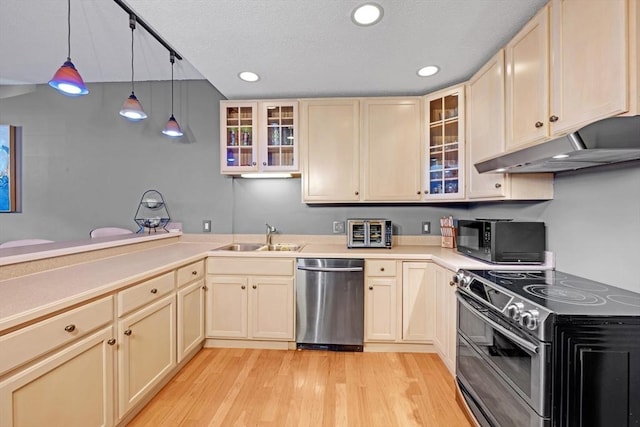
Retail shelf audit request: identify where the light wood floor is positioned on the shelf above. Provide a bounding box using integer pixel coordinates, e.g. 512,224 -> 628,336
128,348 -> 472,427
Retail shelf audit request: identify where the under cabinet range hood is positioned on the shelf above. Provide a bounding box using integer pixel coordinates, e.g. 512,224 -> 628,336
475,116 -> 640,173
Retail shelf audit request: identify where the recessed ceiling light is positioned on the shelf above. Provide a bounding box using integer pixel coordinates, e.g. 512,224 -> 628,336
352,3 -> 383,26
238,71 -> 260,82
417,66 -> 440,77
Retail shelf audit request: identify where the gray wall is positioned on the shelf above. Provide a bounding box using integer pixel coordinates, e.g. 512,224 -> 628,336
1,80 -> 639,292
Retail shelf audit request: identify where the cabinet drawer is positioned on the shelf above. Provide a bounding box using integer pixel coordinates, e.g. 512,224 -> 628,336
0,296 -> 113,376
118,272 -> 175,317
366,260 -> 397,276
177,260 -> 205,288
207,258 -> 294,276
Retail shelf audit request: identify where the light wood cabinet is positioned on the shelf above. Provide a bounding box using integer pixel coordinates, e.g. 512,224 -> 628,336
301,98 -> 361,202
206,258 -> 295,341
176,261 -> 205,363
364,260 -> 398,342
467,49 -> 554,200
117,294 -> 176,419
401,262 -> 435,343
361,98 -> 423,201
432,265 -> 457,374
549,0 -> 629,135
506,5 -> 550,149
301,97 -> 422,203
0,326 -> 115,427
220,100 -> 298,175
423,85 -> 465,199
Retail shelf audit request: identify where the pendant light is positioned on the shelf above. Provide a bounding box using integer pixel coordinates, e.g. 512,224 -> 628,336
119,15 -> 147,121
48,0 -> 88,96
162,52 -> 184,137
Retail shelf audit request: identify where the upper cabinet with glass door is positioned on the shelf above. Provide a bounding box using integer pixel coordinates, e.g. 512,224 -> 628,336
220,101 -> 258,173
423,85 -> 465,200
219,100 -> 298,175
259,101 -> 298,172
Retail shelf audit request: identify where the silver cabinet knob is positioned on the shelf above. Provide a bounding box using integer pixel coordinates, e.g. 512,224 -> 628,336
263,161 -> 267,166
449,281 -> 456,287
107,338 -> 116,345
150,288 -> 158,294
124,329 -> 132,336
495,183 -> 502,188
549,115 -> 559,122
535,121 -> 544,128
252,162 -> 257,166
64,324 -> 76,333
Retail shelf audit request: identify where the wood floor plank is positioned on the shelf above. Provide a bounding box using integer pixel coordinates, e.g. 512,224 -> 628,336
127,348 -> 472,427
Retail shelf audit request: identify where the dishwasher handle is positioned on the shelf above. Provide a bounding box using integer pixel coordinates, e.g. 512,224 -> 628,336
297,266 -> 364,273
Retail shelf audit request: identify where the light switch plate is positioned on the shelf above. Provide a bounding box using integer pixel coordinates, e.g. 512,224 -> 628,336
332,221 -> 345,234
202,220 -> 212,233
421,221 -> 431,234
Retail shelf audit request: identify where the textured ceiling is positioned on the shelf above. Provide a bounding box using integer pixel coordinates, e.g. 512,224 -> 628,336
0,0 -> 547,100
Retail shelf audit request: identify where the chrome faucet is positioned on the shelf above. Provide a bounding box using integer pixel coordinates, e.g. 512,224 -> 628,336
266,223 -> 276,245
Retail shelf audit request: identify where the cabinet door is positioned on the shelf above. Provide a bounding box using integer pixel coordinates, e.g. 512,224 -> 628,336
118,294 -> 176,419
0,327 -> 115,427
177,279 -> 205,363
402,262 -> 435,342
467,50 -> 507,199
259,101 -> 298,172
424,86 -> 465,199
506,5 -> 550,149
220,101 -> 258,173
205,276 -> 248,338
249,276 -> 294,340
365,277 -> 397,342
301,99 -> 361,202
550,0 -> 628,135
433,265 -> 457,374
362,98 -> 423,201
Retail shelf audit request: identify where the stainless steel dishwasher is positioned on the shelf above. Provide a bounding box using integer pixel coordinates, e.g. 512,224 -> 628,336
296,258 -> 364,351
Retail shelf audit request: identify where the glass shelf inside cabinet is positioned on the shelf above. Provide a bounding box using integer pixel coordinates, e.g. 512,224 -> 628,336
428,94 -> 460,195
265,105 -> 295,167
225,106 -> 254,168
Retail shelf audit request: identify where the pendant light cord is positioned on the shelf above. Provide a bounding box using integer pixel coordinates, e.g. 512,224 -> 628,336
66,0 -> 71,61
129,16 -> 136,93
170,52 -> 175,114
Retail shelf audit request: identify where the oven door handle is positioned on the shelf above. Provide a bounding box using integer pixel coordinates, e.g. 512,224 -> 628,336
457,295 -> 539,354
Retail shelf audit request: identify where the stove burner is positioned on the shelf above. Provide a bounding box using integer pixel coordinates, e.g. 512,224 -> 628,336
560,279 -> 609,293
488,271 -> 527,280
607,295 -> 640,308
523,284 -> 607,306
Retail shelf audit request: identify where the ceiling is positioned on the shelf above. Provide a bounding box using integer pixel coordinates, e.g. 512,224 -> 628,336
0,0 -> 547,100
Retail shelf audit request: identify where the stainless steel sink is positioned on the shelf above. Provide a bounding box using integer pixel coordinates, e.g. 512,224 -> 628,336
214,243 -> 266,252
214,242 -> 304,252
257,243 -> 304,252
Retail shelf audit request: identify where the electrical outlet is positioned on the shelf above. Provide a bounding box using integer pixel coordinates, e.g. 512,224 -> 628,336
332,221 -> 345,234
421,221 -> 431,234
202,220 -> 212,233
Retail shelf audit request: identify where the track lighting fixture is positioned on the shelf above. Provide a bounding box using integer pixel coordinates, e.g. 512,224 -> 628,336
162,52 -> 184,137
119,15 -> 147,121
49,0 -> 88,96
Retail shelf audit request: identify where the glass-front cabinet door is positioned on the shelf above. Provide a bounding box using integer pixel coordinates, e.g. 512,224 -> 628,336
220,101 -> 258,173
423,85 -> 465,199
259,101 -> 298,172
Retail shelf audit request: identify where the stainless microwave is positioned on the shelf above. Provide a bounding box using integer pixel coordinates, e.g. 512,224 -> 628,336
347,219 -> 392,249
456,219 -> 545,264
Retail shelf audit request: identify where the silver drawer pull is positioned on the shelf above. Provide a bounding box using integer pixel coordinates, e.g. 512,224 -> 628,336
150,288 -> 158,294
64,324 -> 76,333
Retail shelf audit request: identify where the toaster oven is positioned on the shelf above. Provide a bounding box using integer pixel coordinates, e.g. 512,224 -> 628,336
347,219 -> 392,248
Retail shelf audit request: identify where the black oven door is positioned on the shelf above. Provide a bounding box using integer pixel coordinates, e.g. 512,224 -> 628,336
456,293 -> 551,427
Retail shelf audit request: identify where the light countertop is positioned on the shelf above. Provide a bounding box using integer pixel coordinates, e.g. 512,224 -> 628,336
0,241 -> 553,334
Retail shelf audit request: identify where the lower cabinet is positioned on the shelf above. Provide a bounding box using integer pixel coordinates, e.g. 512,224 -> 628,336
176,261 -> 206,363
365,260 -> 398,342
117,294 -> 176,419
0,326 -> 115,427
432,264 -> 457,373
206,258 -> 295,341
402,262 -> 435,342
